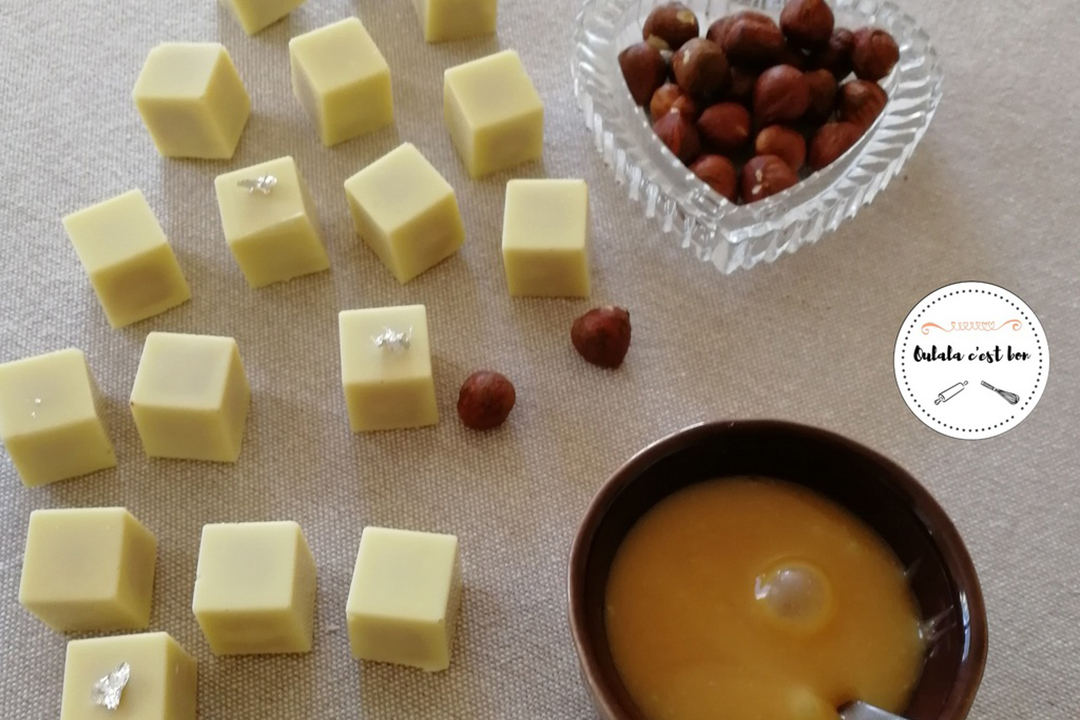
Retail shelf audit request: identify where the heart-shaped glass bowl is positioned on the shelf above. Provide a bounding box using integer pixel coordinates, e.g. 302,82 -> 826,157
572,0 -> 943,273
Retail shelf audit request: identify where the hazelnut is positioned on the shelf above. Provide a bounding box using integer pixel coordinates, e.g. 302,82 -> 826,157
753,65 -> 810,124
851,27 -> 899,81
837,79 -> 887,129
571,306 -> 632,369
696,102 -> 751,153
780,0 -> 835,51
653,111 -> 702,164
618,42 -> 668,106
808,121 -> 864,170
721,11 -> 785,68
810,28 -> 855,80
643,2 -> 700,51
457,371 -> 516,430
755,125 -> 806,173
740,155 -> 799,203
650,83 -> 700,121
671,38 -> 730,100
726,66 -> 759,104
803,68 -> 838,123
690,155 -> 738,203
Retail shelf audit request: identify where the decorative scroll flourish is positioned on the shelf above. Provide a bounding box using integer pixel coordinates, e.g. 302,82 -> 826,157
921,320 -> 1022,334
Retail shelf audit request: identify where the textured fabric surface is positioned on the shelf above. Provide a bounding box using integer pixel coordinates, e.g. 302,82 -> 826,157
1,1 -> 1078,718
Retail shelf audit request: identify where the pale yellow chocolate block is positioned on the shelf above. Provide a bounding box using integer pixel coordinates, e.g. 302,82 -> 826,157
0,349 -> 116,487
63,190 -> 191,328
502,179 -> 590,297
346,527 -> 462,671
339,305 -> 438,432
444,50 -> 543,178
130,333 -> 251,462
412,0 -> 497,42
60,632 -> 197,720
220,0 -> 305,35
290,18 -> 393,146
19,508 -> 157,632
344,144 -> 464,283
192,522 -> 316,655
133,43 -> 250,159
214,156 -> 329,288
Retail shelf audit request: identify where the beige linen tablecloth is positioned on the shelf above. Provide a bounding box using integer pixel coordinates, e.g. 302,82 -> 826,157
1,0 -> 1077,718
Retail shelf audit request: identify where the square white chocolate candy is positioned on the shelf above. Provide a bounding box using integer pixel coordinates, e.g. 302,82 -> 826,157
289,18 -> 393,146
192,522 -> 317,655
346,527 -> 462,671
133,43 -> 250,159
444,50 -> 543,178
412,0 -> 498,42
220,0 -> 305,35
0,349 -> 116,487
19,508 -> 157,632
130,332 -> 251,462
63,190 -> 191,328
60,632 -> 197,720
502,179 -> 590,297
214,156 -> 330,288
338,305 -> 438,432
344,143 -> 464,283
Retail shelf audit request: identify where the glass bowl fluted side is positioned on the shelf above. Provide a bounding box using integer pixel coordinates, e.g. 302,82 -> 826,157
572,0 -> 943,273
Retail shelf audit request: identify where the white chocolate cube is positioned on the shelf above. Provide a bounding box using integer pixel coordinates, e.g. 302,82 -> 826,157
220,0 -> 305,35
63,190 -> 191,328
60,632 -> 197,720
192,522 -> 317,655
130,333 -> 251,462
214,156 -> 330,288
0,349 -> 116,487
444,50 -> 543,178
412,0 -> 498,42
502,179 -> 590,297
346,527 -> 462,671
19,508 -> 157,632
339,305 -> 438,432
133,43 -> 251,159
290,18 -> 393,146
344,144 -> 464,283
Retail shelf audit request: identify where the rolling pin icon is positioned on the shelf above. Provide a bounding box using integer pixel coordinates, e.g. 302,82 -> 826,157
934,381 -> 967,405
981,381 -> 1020,405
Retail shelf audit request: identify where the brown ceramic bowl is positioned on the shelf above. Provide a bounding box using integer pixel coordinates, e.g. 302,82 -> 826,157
568,420 -> 987,720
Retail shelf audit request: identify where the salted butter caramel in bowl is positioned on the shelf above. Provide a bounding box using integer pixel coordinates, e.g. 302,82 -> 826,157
568,420 -> 987,720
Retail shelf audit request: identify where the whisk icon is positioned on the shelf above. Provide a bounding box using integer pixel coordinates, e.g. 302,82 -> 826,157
980,381 -> 1020,405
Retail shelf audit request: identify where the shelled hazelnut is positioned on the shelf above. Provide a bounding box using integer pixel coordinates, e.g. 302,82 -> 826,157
721,11 -> 785,67
671,38 -> 729,99
851,27 -> 899,81
727,66 -> 760,104
837,79 -> 888,129
619,42 -> 668,105
741,155 -> 798,202
572,307 -> 632,369
458,371 -> 516,430
650,83 -> 699,121
811,28 -> 855,79
755,126 -> 806,173
753,65 -> 810,124
643,2 -> 700,51
691,155 -> 738,203
780,0 -> 835,51
808,121 -> 864,170
696,102 -> 751,153
654,111 -> 702,164
803,68 -> 838,123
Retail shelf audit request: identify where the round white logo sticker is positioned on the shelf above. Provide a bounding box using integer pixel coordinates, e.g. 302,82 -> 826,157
894,282 -> 1049,440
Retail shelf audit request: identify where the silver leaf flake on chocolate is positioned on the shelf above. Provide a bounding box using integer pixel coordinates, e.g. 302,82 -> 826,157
91,662 -> 131,710
237,175 -> 278,195
372,327 -> 412,352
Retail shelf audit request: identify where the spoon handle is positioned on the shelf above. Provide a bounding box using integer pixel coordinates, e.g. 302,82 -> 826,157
839,701 -> 911,720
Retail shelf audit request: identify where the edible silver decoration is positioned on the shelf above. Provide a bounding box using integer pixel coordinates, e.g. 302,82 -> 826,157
91,662 -> 130,710
372,327 -> 412,352
237,175 -> 278,195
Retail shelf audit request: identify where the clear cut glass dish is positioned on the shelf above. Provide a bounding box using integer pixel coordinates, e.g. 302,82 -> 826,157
572,0 -> 943,273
